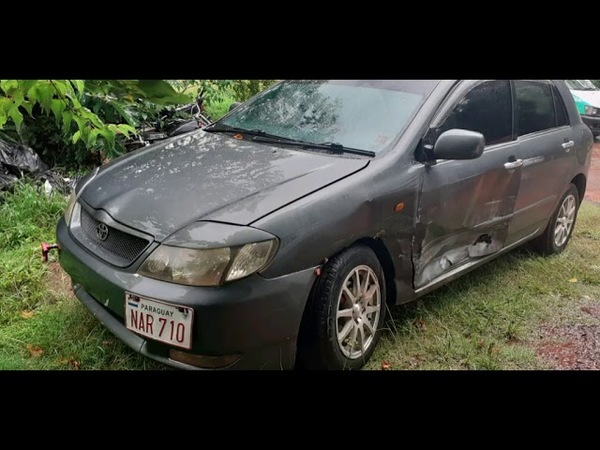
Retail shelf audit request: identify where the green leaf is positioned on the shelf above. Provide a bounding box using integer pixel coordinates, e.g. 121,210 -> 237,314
0,113 -> 7,128
72,130 -> 81,144
71,80 -> 85,94
116,124 -> 136,137
12,90 -> 24,108
20,80 -> 38,94
62,111 -> 73,131
86,110 -> 104,128
52,80 -> 69,98
89,128 -> 100,147
8,106 -> 23,130
107,99 -> 137,126
0,80 -> 18,94
36,82 -> 54,112
67,92 -> 82,109
83,80 -> 104,95
50,99 -> 65,123
0,97 -> 12,114
137,80 -> 192,105
21,101 -> 34,117
103,128 -> 116,149
73,115 -> 85,131
79,127 -> 90,146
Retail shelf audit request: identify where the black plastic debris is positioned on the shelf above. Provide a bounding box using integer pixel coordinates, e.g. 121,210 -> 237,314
0,138 -> 77,195
34,170 -> 81,196
0,138 -> 48,176
0,171 -> 19,191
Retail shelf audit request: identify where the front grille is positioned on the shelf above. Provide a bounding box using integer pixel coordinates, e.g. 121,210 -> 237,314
80,208 -> 150,263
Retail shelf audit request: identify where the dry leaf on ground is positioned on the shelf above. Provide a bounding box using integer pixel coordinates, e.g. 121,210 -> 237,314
26,344 -> 43,358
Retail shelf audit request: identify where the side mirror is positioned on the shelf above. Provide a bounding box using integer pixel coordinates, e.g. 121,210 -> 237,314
433,129 -> 485,161
229,102 -> 242,113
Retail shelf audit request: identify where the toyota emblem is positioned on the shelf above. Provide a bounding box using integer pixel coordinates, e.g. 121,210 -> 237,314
96,223 -> 109,241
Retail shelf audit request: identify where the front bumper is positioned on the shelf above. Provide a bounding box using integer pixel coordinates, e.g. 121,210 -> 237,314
582,115 -> 600,135
56,218 -> 317,370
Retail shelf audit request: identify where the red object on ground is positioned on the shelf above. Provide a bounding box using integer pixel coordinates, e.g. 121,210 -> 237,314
41,243 -> 59,263
585,141 -> 600,203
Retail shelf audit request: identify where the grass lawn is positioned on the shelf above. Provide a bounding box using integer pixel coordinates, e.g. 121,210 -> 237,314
1,183 -> 599,370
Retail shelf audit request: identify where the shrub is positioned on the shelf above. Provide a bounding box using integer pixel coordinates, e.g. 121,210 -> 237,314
0,80 -> 192,168
1,80 -> 276,170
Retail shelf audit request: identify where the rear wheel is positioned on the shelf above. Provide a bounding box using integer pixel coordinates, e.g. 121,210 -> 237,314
297,245 -> 386,370
532,183 -> 580,255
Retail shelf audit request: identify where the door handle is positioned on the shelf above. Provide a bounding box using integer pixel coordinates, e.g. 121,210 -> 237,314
562,140 -> 575,152
504,159 -> 523,170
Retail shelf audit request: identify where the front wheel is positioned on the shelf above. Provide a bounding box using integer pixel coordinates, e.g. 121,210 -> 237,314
531,183 -> 580,255
297,245 -> 386,370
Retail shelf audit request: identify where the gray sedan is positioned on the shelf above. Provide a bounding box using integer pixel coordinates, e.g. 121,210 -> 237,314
56,80 -> 593,370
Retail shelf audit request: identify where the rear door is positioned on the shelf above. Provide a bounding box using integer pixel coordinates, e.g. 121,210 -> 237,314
414,80 -> 523,289
506,80 -> 577,245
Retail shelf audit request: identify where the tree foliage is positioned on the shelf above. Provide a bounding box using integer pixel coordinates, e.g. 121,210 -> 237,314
0,79 -> 275,169
171,80 -> 276,102
0,80 -> 192,164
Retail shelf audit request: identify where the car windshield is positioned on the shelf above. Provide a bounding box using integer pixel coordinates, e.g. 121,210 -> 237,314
566,79 -> 598,91
214,80 -> 440,154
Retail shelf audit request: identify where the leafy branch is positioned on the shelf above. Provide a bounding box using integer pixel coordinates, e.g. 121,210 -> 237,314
0,80 -> 191,160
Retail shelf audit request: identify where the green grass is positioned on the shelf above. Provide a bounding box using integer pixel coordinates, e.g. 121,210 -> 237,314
204,91 -> 236,122
365,202 -> 600,370
178,80 -> 236,121
0,183 -> 162,370
1,182 -> 599,370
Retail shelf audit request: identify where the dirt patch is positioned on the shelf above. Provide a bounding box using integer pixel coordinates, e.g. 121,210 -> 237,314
535,323 -> 600,370
539,144 -> 600,369
45,261 -> 75,301
581,305 -> 600,318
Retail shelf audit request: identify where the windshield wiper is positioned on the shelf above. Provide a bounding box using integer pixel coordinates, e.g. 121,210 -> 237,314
251,135 -> 376,157
318,142 -> 376,157
206,126 -> 376,157
204,125 -> 268,137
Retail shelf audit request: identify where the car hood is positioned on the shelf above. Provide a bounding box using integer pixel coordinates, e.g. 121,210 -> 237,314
571,89 -> 600,108
79,131 -> 369,241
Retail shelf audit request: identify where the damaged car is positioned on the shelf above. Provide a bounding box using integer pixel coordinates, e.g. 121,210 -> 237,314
55,80 -> 593,370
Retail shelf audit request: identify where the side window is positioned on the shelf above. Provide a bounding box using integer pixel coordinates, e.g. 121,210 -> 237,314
514,80 -> 556,136
436,80 -> 513,147
552,85 -> 569,127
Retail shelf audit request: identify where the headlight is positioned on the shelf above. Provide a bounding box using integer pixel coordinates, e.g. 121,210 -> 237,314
138,239 -> 278,287
64,190 -> 77,226
584,105 -> 598,116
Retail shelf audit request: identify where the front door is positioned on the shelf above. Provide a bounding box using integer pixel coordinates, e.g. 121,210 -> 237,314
413,80 -> 523,289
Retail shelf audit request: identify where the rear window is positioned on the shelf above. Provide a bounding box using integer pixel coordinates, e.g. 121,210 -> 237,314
515,80 -> 556,136
552,85 -> 569,127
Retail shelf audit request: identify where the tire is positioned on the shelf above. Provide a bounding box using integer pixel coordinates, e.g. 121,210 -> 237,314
297,245 -> 387,370
531,183 -> 580,255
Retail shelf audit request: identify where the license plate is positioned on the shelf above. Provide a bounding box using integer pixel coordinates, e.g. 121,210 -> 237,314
125,293 -> 194,349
